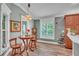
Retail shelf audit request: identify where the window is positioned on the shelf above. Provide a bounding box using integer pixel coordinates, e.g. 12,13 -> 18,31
2,15 -> 6,48
21,21 -> 27,35
41,22 -> 55,38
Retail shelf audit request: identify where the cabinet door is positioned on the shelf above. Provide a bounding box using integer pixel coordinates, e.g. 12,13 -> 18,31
76,25 -> 79,34
64,15 -> 74,49
65,16 -> 75,26
74,15 -> 79,34
64,14 -> 79,49
65,25 -> 75,29
75,15 -> 79,25
64,26 -> 72,49
64,36 -> 72,49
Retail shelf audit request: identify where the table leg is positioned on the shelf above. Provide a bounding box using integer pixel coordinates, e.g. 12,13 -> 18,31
26,39 -> 30,56
21,39 -> 30,56
20,40 -> 26,55
19,38 -> 31,56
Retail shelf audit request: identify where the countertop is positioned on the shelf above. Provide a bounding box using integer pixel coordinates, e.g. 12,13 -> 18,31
67,32 -> 79,44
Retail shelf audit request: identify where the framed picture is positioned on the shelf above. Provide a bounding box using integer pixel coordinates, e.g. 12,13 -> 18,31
10,20 -> 21,32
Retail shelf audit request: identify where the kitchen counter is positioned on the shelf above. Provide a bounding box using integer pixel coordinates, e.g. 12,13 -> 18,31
67,31 -> 79,56
67,32 -> 79,44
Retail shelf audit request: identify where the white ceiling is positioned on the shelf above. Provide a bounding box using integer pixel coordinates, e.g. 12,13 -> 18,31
14,3 -> 79,18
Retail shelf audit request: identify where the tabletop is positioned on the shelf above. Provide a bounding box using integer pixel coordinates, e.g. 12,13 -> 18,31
19,35 -> 33,40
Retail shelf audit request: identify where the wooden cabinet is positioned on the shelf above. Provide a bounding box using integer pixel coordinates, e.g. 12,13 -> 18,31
64,26 -> 72,49
64,14 -> 79,49
64,36 -> 72,49
65,16 -> 75,26
75,15 -> 79,34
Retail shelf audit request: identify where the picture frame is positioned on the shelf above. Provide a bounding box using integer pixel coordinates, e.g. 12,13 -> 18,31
10,20 -> 21,32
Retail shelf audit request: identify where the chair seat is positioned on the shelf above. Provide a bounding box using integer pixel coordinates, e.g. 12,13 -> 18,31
25,44 -> 30,47
11,44 -> 21,49
31,39 -> 36,41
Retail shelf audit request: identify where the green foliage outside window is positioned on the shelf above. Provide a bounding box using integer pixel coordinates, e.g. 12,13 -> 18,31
41,22 -> 54,37
2,15 -> 5,29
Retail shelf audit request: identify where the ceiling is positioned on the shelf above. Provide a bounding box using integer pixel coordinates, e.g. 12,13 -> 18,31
14,3 -> 79,18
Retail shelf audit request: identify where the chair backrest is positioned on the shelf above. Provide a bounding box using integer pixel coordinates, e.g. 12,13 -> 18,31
31,34 -> 37,40
32,27 -> 37,35
9,38 -> 17,47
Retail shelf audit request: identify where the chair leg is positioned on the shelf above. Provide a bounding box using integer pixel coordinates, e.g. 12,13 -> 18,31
32,41 -> 36,51
12,49 -> 16,56
12,49 -> 14,56
30,41 -> 34,51
33,41 -> 35,48
29,41 -> 31,49
19,48 -> 21,55
32,41 -> 36,48
30,41 -> 32,49
34,41 -> 37,48
14,49 -> 16,55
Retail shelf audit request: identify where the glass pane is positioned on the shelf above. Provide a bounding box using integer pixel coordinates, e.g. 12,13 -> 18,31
47,23 -> 53,36
2,31 -> 6,48
2,15 -> 5,29
41,22 -> 54,37
22,21 -> 27,35
41,24 -> 47,36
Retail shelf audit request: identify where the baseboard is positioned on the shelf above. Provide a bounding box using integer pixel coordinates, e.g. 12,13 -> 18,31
37,39 -> 59,45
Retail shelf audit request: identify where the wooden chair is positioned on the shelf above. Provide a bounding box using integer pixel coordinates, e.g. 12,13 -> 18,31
29,26 -> 37,51
29,34 -> 37,51
9,38 -> 22,55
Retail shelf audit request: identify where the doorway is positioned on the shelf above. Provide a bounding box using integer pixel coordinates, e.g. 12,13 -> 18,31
34,20 -> 40,39
55,17 -> 64,43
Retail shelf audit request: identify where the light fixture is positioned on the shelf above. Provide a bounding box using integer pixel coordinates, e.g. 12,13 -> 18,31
25,3 -> 32,21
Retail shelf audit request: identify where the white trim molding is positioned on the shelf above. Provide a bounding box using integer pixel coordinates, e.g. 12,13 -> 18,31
0,3 -> 11,55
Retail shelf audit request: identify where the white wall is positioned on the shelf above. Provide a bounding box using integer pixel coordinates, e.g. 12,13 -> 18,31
40,17 -> 55,40
0,5 -> 1,36
0,4 -> 1,54
55,7 -> 79,17
6,3 -> 27,39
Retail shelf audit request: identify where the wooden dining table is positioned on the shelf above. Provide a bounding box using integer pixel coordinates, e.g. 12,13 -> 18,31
19,35 -> 33,56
